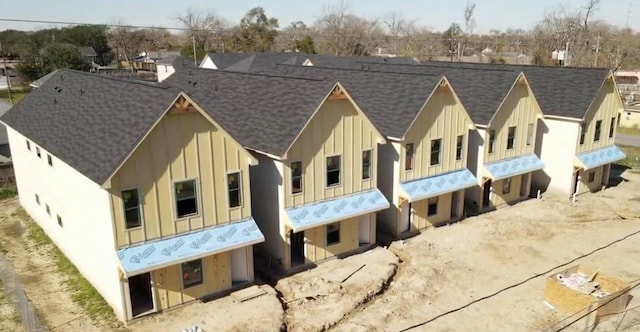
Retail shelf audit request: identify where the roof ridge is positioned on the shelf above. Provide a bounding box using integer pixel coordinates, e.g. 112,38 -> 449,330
421,60 -> 611,72
275,63 -> 443,78
56,69 -> 170,90
185,66 -> 327,82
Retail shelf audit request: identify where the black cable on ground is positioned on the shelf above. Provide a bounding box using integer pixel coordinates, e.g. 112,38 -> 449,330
398,226 -> 640,332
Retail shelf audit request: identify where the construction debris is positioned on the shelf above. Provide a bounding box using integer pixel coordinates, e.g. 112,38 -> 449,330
555,273 -> 610,298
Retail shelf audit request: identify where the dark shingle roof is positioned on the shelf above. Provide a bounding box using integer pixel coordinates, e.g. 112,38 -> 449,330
418,61 -> 611,119
202,53 -> 253,69
304,54 -> 417,67
0,69 -> 178,184
77,46 -> 97,57
0,100 -> 12,145
222,52 -> 302,73
162,68 -> 337,156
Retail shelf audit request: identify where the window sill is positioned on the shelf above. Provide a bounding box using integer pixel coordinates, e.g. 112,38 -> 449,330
176,213 -> 199,221
326,242 -> 341,247
125,225 -> 144,232
229,205 -> 243,211
326,183 -> 342,188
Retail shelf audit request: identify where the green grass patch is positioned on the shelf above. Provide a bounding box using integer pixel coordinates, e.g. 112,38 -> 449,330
17,208 -> 118,325
617,126 -> 640,137
0,186 -> 18,200
0,88 -> 30,104
617,145 -> 640,169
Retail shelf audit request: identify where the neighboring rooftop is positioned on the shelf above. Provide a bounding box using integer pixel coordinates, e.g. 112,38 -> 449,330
77,46 -> 97,57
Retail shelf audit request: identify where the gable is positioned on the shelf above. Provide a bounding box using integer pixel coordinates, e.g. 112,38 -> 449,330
583,76 -> 624,122
200,56 -> 217,69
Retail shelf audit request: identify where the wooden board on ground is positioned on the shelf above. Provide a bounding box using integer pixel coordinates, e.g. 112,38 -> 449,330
544,264 -> 630,323
326,264 -> 366,283
230,285 -> 267,303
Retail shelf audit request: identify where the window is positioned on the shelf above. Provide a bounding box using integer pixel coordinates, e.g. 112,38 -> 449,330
588,172 -> 595,183
174,180 -> 197,218
427,197 -> 438,216
45,204 -> 50,216
594,120 -> 602,142
57,215 -> 63,227
36,146 -> 41,158
182,259 -> 203,288
362,150 -> 372,180
430,139 -> 441,166
35,194 -> 40,205
227,172 -> 241,208
405,143 -> 414,170
456,135 -> 464,161
507,126 -> 516,150
579,123 -> 587,145
526,123 -> 534,146
122,189 -> 142,229
609,117 -> 616,138
47,154 -> 53,166
26,140 -> 31,151
488,130 -> 496,154
503,178 -> 512,194
326,156 -> 341,187
291,161 -> 303,194
326,222 -> 340,245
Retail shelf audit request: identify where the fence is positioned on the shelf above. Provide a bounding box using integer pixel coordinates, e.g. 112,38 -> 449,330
0,254 -> 44,331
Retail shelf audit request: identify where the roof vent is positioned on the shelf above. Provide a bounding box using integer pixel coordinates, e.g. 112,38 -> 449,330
214,85 -> 217,91
54,87 -> 62,93
80,88 -> 85,95
59,74 -> 64,81
53,98 -> 57,104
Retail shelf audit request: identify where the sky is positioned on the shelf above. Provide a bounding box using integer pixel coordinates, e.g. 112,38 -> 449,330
0,0 -> 637,34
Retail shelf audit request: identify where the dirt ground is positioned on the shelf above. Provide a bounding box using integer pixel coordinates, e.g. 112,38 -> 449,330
0,168 -> 639,332
0,279 -> 24,332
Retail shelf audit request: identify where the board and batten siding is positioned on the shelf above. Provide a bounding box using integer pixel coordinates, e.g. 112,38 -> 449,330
110,110 -> 252,248
284,98 -> 381,208
490,175 -> 523,206
411,192 -> 453,229
576,77 -> 624,154
152,251 -> 231,310
401,84 -> 474,182
303,216 -> 360,262
485,80 -> 541,163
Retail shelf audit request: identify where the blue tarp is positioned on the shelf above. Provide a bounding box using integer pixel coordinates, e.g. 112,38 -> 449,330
484,153 -> 545,180
285,188 -> 390,232
400,168 -> 478,202
117,217 -> 264,277
575,145 -> 626,170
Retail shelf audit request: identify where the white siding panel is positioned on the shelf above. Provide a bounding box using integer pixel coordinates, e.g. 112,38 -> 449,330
535,118 -> 580,197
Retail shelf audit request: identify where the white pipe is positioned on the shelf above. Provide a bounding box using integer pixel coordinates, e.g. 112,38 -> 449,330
572,193 -> 577,204
537,190 -> 541,200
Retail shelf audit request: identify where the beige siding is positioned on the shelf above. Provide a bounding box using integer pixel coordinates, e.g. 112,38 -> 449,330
576,78 -> 624,153
490,176 -> 523,206
284,99 -> 380,208
303,217 -> 359,262
411,193 -> 453,229
152,252 -> 231,310
485,81 -> 541,163
110,110 -> 252,248
577,166 -> 605,194
401,85 -> 474,182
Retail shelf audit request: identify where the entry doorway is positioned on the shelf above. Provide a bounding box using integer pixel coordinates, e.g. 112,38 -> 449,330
290,231 -> 305,267
128,272 -> 154,318
358,214 -> 371,245
520,174 -> 529,197
230,247 -> 249,285
573,170 -> 580,195
399,202 -> 412,233
451,191 -> 459,219
482,180 -> 492,209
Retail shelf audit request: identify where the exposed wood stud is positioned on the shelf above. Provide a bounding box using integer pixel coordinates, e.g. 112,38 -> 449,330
328,85 -> 347,100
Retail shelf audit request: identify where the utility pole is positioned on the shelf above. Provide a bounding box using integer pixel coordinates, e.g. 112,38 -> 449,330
192,36 -> 197,67
0,41 -> 13,104
594,34 -> 601,67
565,41 -> 570,67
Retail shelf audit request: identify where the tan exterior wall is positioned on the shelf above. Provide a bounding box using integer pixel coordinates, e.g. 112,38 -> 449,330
303,216 -> 360,262
485,81 -> 540,163
577,165 -> 605,195
152,252 -> 231,310
110,110 -> 252,248
411,193 -> 453,229
490,175 -> 523,206
577,78 -> 624,153
284,98 -> 380,208
401,85 -> 474,182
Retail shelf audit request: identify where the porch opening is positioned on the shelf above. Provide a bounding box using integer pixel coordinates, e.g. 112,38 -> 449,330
358,214 -> 372,245
230,247 -> 249,285
520,174 -> 529,197
400,202 -> 412,233
451,191 -> 459,219
128,272 -> 154,317
290,230 -> 305,267
482,179 -> 492,209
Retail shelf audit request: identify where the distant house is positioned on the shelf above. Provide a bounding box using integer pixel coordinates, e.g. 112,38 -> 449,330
133,50 -> 182,72
77,46 -> 97,63
0,99 -> 14,184
622,103 -> 640,129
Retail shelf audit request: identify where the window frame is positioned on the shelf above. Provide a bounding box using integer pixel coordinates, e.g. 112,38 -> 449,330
405,143 -> 414,171
326,222 -> 341,246
36,146 -> 41,158
507,126 -> 516,150
430,138 -> 442,166
608,117 -> 616,138
181,259 -> 204,289
227,171 -> 242,209
47,154 -> 53,167
121,188 -> 143,230
503,178 -> 512,194
57,215 -> 63,227
325,155 -> 342,187
45,203 -> 51,216
594,120 -> 602,142
456,135 -> 464,161
362,149 -> 372,180
579,123 -> 587,145
526,123 -> 534,146
588,172 -> 595,183
290,161 -> 303,195
26,140 -> 31,151
427,197 -> 438,216
488,130 -> 496,154
173,179 -> 199,219
35,194 -> 40,205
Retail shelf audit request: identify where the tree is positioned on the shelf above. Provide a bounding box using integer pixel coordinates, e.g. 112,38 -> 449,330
62,25 -> 113,65
16,43 -> 90,81
315,2 -> 381,56
462,1 -> 477,56
236,7 -> 279,52
108,24 -> 145,68
295,36 -> 316,54
176,9 -> 228,55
